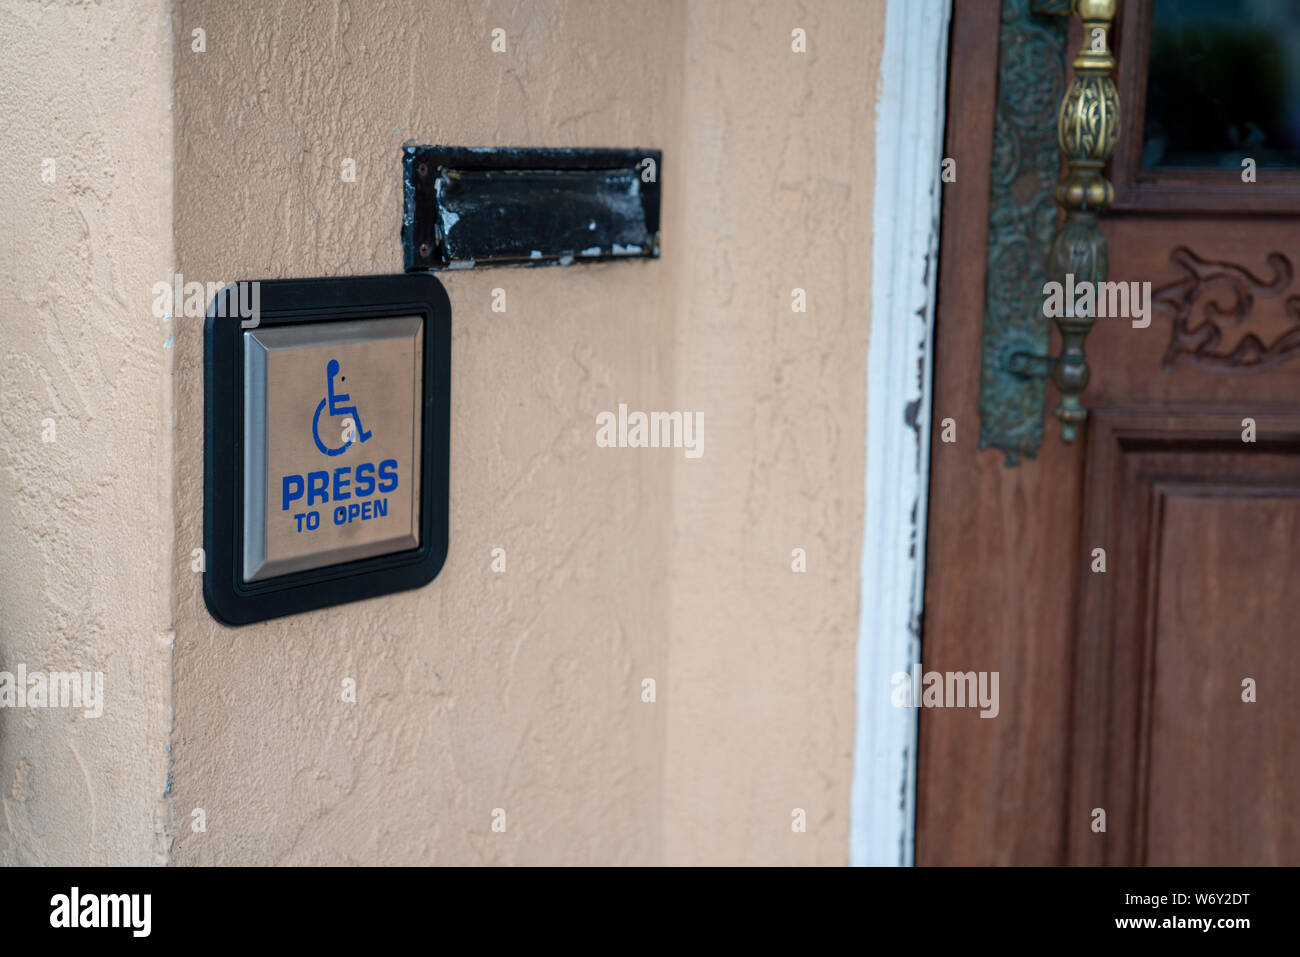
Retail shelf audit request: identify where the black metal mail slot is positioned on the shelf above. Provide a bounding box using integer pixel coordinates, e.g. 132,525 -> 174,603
402,146 -> 661,270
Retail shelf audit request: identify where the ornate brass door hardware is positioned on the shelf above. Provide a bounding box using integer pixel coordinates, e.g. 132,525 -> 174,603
977,0 -> 1118,462
1045,0 -> 1119,443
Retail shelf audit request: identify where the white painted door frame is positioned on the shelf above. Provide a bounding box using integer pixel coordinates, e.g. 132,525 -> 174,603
850,0 -> 952,866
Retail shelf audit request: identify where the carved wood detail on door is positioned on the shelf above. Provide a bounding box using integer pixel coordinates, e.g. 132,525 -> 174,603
1154,247 -> 1300,374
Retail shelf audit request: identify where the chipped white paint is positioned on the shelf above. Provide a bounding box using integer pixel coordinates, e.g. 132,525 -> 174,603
851,0 -> 951,866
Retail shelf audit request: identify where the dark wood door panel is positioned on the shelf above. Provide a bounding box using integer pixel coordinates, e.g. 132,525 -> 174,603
1147,493 -> 1300,864
917,0 -> 1085,866
923,0 -> 1300,866
1067,409 -> 1300,865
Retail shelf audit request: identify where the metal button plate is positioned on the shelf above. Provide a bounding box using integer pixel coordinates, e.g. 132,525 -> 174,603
242,316 -> 423,582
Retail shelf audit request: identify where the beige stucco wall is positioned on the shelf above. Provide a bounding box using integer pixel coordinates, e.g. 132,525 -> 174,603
0,0 -> 173,865
169,0 -> 684,865
2,0 -> 880,865
665,1 -> 878,865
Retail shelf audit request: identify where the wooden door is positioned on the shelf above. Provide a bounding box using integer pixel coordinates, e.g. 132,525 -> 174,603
919,0 -> 1300,865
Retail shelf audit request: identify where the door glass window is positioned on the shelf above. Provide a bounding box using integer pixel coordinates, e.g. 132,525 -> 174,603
1143,0 -> 1300,169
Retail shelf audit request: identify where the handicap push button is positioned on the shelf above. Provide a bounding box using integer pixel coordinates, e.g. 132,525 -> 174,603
242,315 -> 424,582
203,273 -> 449,626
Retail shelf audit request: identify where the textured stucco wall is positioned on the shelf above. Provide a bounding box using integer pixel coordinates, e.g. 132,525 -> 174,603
3,0 -> 880,865
0,0 -> 173,865
665,1 -> 880,865
169,0 -> 683,864
170,0 -> 881,865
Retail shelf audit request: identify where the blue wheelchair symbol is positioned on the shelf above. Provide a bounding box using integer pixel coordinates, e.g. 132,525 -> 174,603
313,358 -> 373,456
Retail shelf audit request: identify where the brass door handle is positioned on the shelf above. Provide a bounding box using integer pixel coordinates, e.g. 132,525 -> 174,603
1044,0 -> 1120,442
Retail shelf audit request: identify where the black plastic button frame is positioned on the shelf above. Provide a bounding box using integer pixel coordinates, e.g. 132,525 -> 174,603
203,273 -> 450,626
